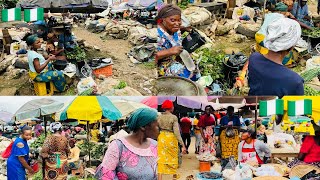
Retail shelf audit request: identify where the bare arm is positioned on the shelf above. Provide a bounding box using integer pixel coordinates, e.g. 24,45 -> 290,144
155,46 -> 183,64
33,55 -> 56,73
173,121 -> 184,146
18,156 -> 33,173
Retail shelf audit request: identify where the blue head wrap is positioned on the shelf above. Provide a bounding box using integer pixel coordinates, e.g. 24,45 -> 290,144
26,35 -> 39,46
127,108 -> 158,131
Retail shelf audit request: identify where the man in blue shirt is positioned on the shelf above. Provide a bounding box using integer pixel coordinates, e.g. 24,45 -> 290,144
291,0 -> 313,27
220,106 -> 241,127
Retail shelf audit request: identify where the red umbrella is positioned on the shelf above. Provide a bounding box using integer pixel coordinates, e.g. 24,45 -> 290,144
141,96 -> 158,109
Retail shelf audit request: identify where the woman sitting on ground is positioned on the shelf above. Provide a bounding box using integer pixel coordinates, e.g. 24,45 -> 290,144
95,108 -> 159,180
26,34 -> 66,92
155,4 -> 198,80
288,120 -> 320,168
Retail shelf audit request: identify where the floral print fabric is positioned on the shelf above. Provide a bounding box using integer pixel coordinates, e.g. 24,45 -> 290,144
95,138 -> 158,180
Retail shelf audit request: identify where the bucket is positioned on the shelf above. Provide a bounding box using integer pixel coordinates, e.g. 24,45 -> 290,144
31,161 -> 39,172
199,161 -> 211,172
309,37 -> 320,49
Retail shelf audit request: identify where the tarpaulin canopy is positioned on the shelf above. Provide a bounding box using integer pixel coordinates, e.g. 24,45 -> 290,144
14,98 -> 64,121
17,0 -> 109,9
0,111 -> 14,125
59,96 -> 122,124
127,0 -> 156,7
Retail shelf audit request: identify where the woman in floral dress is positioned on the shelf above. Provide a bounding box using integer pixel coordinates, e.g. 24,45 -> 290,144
198,105 -> 216,156
95,108 -> 159,180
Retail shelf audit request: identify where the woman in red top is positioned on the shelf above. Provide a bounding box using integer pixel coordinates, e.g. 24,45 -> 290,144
198,105 -> 216,156
288,120 -> 320,168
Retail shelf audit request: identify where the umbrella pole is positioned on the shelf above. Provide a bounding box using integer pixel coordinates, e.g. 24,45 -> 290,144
42,116 -> 47,179
255,96 -> 258,135
44,116 -> 47,137
87,121 -> 91,167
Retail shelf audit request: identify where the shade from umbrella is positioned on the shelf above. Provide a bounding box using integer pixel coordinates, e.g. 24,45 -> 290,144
59,96 -> 122,123
111,100 -> 151,119
14,98 -> 64,121
0,111 -> 14,125
16,118 -> 41,125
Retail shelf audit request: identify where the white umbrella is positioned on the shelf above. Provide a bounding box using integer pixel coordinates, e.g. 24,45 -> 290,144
16,118 -> 41,125
111,100 -> 152,119
0,111 -> 14,125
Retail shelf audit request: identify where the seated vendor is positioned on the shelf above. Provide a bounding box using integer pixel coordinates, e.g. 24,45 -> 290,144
26,35 -> 66,92
155,4 -> 199,81
68,138 -> 81,170
59,27 -> 77,51
238,127 -> 271,165
291,0 -> 313,27
46,33 -> 66,61
91,124 -> 101,142
248,17 -> 304,98
288,120 -> 320,168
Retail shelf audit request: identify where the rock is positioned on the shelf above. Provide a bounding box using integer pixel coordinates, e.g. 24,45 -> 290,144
143,88 -> 152,94
98,74 -> 106,80
229,34 -> 247,43
83,41 -> 93,49
93,46 -> 100,51
142,76 -> 149,81
228,29 -> 236,35
6,65 -> 15,72
0,55 -> 15,73
224,47 -> 241,54
131,71 -> 138,75
14,56 -> 28,69
123,72 -> 129,75
4,69 -> 23,79
129,64 -> 134,67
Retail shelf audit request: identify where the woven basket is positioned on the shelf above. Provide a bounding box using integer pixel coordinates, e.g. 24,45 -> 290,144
289,164 -> 320,178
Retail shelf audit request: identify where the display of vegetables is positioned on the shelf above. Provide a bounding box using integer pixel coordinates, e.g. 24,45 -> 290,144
32,170 -> 42,180
302,28 -> 320,38
304,85 -> 320,96
178,0 -> 189,10
79,87 -> 94,96
300,68 -> 320,82
65,46 -> 87,62
78,140 -> 106,160
114,81 -> 127,89
196,48 -> 225,81
30,133 -> 50,149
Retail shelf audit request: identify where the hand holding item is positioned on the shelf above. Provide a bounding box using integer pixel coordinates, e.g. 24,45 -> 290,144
170,46 -> 183,55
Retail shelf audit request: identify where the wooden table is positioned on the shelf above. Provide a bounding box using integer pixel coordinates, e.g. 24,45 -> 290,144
271,148 -> 299,163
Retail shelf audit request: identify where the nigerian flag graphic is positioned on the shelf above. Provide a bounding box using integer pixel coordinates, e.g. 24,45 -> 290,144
24,8 -> 44,22
259,99 -> 284,117
288,99 -> 312,116
1,8 -> 21,22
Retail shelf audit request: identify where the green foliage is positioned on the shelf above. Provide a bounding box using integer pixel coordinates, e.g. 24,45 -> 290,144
300,68 -> 320,82
79,88 -> 94,96
68,177 -> 79,180
302,28 -> 320,38
304,85 -> 320,96
32,170 -> 42,180
114,81 -> 127,89
195,48 -> 225,80
0,0 -> 19,8
77,139 -> 95,156
30,133 -> 51,149
91,143 -> 105,160
77,140 -> 105,160
178,0 -> 189,9
65,46 -> 87,62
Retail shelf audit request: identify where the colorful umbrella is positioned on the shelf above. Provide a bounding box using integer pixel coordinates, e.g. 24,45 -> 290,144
0,111 -> 14,125
141,96 -> 159,109
59,96 -> 122,124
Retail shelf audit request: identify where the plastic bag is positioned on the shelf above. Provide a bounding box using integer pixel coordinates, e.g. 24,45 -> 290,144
1,141 -> 13,158
77,77 -> 96,95
235,164 -> 253,180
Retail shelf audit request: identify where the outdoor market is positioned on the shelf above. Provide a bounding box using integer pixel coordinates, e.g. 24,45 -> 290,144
1,0 -> 320,96
0,96 -> 319,180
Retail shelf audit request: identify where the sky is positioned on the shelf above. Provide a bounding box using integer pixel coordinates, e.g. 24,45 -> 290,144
0,96 -> 148,114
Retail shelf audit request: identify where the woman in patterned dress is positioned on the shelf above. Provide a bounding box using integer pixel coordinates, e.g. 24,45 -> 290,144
95,108 -> 159,180
26,35 -> 66,92
198,105 -> 216,156
155,4 -> 198,80
41,122 -> 70,180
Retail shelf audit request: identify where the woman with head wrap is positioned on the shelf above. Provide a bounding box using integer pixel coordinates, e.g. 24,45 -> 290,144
155,4 -> 198,80
26,34 -> 66,92
95,108 -> 159,180
7,125 -> 34,180
288,120 -> 320,168
40,122 -> 70,180
158,100 -> 186,180
248,17 -> 304,98
91,123 -> 102,142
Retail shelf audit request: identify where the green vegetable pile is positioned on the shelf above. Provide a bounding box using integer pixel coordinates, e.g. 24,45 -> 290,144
300,68 -> 320,82
114,81 -> 127,89
32,170 -> 42,180
195,48 -> 225,80
302,28 -> 320,38
77,140 -> 106,160
178,0 -> 189,9
65,46 -> 87,62
304,85 -> 320,96
79,88 -> 94,96
30,133 -> 50,149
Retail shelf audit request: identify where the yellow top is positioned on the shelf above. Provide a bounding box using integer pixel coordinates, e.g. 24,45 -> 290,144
193,118 -> 201,135
68,146 -> 80,163
91,129 -> 100,142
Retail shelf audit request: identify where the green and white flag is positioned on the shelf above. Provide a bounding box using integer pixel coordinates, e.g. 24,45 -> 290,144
259,99 -> 284,117
288,99 -> 312,116
1,8 -> 21,22
24,8 -> 44,22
